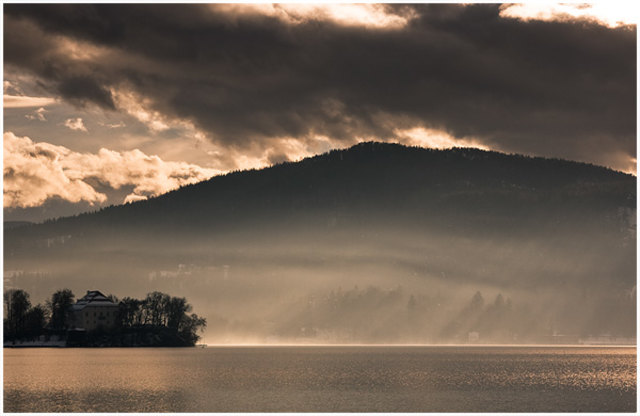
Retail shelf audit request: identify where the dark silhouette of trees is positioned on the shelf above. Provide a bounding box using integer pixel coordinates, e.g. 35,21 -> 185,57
142,291 -> 171,326
24,304 -> 47,339
118,297 -> 143,327
113,292 -> 206,346
4,290 -> 48,341
3,288 -> 206,346
4,289 -> 31,339
167,296 -> 189,330
47,289 -> 75,331
178,313 -> 207,345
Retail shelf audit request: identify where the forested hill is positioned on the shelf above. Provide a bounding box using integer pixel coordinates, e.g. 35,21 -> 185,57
5,142 -> 636,342
5,141 -> 635,243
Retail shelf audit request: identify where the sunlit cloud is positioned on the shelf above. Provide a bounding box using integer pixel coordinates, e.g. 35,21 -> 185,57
626,158 -> 637,176
3,77 -> 58,109
207,128 -> 491,174
4,80 -> 21,94
4,95 -> 57,108
110,87 -> 215,158
25,107 -> 47,122
499,3 -> 637,28
393,127 -> 490,151
214,4 -> 415,29
196,134 -> 337,174
4,132 -> 106,208
64,117 -> 88,132
3,132 -> 220,208
98,121 -> 126,129
593,149 -> 637,175
111,88 -> 170,133
123,194 -> 149,204
3,4 -> 635,193
58,37 -> 109,62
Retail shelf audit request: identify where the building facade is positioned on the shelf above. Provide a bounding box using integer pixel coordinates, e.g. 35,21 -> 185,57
70,290 -> 120,331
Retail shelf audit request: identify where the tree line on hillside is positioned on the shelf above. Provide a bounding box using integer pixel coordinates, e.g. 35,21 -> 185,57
3,288 -> 206,346
271,285 -> 624,343
271,285 -> 531,342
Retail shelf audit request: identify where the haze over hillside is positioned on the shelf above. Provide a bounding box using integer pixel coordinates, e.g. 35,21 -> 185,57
4,143 -> 636,344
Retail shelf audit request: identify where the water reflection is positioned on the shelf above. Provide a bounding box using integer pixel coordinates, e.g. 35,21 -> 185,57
4,346 -> 636,412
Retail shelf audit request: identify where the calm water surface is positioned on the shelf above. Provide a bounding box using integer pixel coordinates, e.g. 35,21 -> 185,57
3,346 -> 636,412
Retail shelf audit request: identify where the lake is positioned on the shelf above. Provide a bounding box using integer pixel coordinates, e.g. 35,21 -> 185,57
3,346 -> 636,412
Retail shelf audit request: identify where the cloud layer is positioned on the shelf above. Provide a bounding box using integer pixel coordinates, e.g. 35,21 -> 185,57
3,4 -> 636,174
3,132 -> 219,208
4,95 -> 56,108
499,3 -> 637,28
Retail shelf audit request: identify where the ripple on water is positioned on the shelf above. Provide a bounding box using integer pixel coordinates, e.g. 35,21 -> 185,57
3,346 -> 636,412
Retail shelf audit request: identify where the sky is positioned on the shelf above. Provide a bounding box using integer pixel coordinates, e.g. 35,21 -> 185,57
3,3 -> 637,222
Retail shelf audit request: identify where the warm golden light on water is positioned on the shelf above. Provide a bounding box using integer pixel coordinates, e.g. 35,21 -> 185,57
4,346 -> 636,412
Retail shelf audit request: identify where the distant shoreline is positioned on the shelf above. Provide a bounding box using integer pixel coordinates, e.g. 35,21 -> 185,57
4,343 -> 635,348
3,345 -> 201,348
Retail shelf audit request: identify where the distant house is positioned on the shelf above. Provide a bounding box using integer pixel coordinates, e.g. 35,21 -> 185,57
70,290 -> 119,331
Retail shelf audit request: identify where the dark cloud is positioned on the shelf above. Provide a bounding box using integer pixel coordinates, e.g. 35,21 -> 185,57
58,76 -> 115,109
4,4 -> 636,170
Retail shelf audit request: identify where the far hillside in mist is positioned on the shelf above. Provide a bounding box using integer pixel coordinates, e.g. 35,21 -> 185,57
4,143 -> 636,344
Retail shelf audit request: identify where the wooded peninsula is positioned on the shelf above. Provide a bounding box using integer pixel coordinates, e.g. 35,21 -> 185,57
4,288 -> 206,347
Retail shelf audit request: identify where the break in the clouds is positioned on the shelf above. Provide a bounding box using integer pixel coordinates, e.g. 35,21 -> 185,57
2,3 -> 637,215
499,3 -> 637,28
215,4 -> 416,29
3,132 -> 219,208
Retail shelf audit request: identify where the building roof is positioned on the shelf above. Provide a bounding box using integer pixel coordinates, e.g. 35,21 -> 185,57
71,290 -> 119,311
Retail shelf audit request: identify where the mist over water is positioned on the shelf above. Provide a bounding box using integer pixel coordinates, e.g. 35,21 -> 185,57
4,145 -> 636,345
5,220 -> 635,345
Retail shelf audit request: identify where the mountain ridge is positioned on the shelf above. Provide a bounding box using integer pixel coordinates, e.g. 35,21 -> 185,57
7,142 -> 634,237
4,142 -> 635,342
